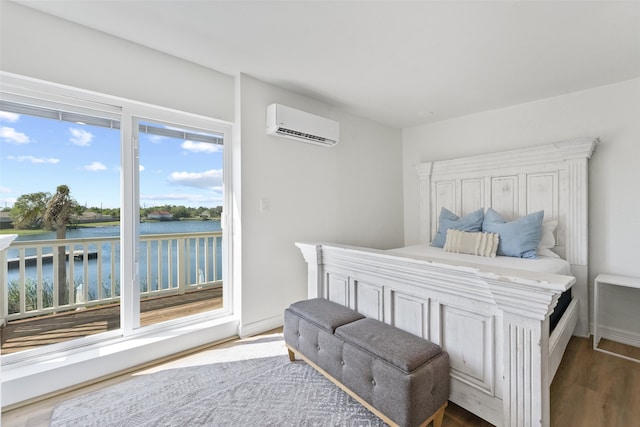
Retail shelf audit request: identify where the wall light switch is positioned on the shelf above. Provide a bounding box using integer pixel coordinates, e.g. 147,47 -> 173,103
260,198 -> 270,213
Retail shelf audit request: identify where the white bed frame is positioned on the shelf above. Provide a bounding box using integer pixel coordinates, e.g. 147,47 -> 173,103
297,138 -> 597,427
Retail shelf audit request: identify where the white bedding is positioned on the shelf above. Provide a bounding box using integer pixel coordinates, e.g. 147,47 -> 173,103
388,244 -> 572,276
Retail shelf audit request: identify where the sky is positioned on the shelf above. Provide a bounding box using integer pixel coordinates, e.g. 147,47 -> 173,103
0,110 -> 224,210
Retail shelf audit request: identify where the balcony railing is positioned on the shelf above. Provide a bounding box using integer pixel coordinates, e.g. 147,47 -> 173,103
1,231 -> 223,325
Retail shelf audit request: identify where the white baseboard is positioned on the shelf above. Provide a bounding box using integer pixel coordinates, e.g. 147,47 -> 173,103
594,324 -> 640,348
238,314 -> 283,338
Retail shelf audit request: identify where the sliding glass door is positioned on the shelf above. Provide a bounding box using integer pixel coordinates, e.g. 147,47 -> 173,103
1,85 -> 231,356
134,118 -> 226,328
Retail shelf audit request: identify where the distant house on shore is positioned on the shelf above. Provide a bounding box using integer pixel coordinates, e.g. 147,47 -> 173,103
0,212 -> 13,229
72,212 -> 113,223
147,211 -> 174,221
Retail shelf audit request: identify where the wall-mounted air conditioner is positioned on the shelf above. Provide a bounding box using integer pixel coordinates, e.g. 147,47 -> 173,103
266,103 -> 339,147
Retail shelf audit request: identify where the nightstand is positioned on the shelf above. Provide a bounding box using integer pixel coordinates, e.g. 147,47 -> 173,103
593,273 -> 640,363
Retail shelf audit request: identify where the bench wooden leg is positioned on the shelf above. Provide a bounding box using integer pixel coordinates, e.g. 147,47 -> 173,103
432,402 -> 447,427
419,401 -> 447,427
287,348 -> 296,362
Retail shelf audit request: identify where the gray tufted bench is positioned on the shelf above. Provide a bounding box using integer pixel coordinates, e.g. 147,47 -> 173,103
284,298 -> 450,427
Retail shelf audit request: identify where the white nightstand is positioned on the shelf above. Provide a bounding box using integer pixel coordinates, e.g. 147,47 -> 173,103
593,273 -> 640,363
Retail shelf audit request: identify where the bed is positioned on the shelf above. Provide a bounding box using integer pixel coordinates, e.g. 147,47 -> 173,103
296,138 -> 597,427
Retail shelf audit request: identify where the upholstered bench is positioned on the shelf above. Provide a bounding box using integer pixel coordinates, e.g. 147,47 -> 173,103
284,298 -> 450,427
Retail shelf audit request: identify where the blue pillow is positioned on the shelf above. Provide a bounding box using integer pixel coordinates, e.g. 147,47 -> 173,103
431,207 -> 484,248
482,208 -> 544,258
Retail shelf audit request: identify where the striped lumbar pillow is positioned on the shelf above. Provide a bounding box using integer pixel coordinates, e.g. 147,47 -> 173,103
443,229 -> 499,258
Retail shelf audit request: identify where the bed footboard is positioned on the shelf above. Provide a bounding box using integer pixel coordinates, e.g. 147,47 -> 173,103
297,242 -> 576,427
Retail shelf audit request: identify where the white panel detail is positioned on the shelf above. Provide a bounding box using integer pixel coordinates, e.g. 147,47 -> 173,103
491,176 -> 517,219
354,280 -> 384,320
393,292 -> 428,338
566,159 -> 589,265
461,179 -> 484,215
326,273 -> 348,306
503,315 -> 548,427
442,305 -> 494,394
436,180 -> 455,211
416,162 -> 433,243
526,172 -> 557,217
433,180 -> 456,239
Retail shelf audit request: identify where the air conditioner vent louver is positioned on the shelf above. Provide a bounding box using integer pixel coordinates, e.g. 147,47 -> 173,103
276,127 -> 330,144
267,104 -> 339,147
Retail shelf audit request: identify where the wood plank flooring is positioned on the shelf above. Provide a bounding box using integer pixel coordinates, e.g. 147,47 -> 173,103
1,287 -> 222,354
550,337 -> 640,426
3,332 -> 639,427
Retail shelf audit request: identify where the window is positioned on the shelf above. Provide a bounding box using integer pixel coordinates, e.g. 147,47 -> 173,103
0,75 -> 233,364
1,96 -> 123,353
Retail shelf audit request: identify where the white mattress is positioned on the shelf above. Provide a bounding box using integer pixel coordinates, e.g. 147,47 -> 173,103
388,244 -> 572,276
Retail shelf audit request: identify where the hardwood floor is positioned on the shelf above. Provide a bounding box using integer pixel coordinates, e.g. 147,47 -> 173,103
2,333 -> 639,426
550,337 -> 640,426
1,287 -> 222,354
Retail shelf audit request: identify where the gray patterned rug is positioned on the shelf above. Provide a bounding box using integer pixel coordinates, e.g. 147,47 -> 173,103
50,344 -> 387,426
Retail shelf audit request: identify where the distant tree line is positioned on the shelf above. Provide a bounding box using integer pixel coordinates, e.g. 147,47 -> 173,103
3,188 -> 223,230
140,205 -> 223,220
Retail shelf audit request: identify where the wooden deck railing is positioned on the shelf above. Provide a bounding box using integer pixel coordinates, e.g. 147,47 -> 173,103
1,231 -> 222,325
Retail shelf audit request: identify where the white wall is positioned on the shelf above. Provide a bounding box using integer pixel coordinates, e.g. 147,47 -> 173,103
0,1 -> 234,122
236,74 -> 403,335
403,78 -> 640,340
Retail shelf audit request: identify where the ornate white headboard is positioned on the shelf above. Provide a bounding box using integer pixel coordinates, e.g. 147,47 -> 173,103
416,137 -> 598,337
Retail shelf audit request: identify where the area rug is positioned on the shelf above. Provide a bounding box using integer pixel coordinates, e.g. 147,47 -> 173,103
49,336 -> 388,426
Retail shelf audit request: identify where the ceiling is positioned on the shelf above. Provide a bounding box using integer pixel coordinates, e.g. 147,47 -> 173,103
13,0 -> 640,128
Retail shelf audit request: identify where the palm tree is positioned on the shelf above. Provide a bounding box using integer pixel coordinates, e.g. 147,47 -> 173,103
43,185 -> 78,305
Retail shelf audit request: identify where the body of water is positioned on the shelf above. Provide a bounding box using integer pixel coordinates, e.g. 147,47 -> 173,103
9,219 -> 221,246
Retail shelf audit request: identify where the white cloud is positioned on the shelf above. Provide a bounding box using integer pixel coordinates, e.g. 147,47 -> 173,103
0,111 -> 20,123
142,194 -> 193,202
84,161 -> 107,171
8,155 -> 59,164
167,169 -> 223,189
146,135 -> 166,144
181,140 -> 221,153
1,127 -> 29,144
141,193 -> 222,206
139,164 -> 145,172
0,186 -> 11,193
0,197 -> 17,208
69,128 -> 94,146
